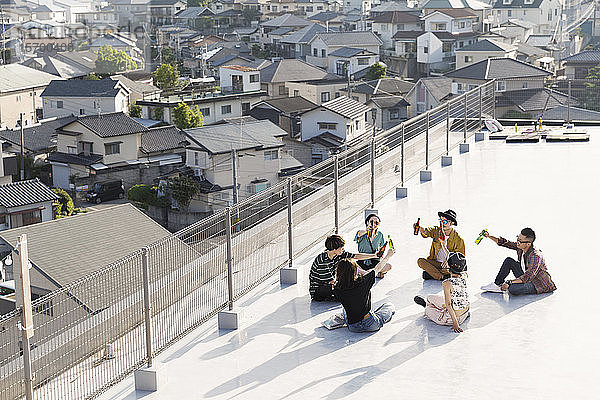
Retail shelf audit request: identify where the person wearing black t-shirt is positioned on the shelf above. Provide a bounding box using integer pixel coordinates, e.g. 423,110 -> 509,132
334,248 -> 395,332
309,235 -> 380,301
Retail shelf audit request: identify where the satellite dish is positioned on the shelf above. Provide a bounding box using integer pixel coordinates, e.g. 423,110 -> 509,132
3,255 -> 12,266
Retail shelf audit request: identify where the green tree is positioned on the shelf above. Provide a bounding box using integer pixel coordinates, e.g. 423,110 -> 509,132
584,66 -> 600,111
242,8 -> 260,24
153,63 -> 180,90
153,107 -> 164,121
85,73 -> 100,80
365,62 -> 386,81
129,103 -> 142,118
95,45 -> 137,74
167,176 -> 200,209
173,103 -> 204,129
52,188 -> 74,217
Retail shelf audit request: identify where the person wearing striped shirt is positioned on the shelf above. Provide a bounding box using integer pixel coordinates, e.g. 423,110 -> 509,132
309,235 -> 380,301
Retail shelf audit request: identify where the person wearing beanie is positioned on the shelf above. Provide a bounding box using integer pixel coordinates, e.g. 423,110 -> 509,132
414,252 -> 470,333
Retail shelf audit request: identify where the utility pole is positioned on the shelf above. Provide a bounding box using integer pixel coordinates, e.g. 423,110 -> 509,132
20,113 -> 25,181
231,148 -> 238,204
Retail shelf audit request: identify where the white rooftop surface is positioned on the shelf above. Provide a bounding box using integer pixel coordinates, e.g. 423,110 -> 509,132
103,129 -> 599,400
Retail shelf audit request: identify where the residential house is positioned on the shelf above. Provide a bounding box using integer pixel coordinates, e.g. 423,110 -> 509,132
560,50 -> 600,80
343,0 -> 372,14
54,0 -> 95,24
259,14 -> 311,47
31,4 -> 67,23
306,31 -> 382,69
174,6 -> 215,29
392,30 -> 421,59
491,0 -> 562,34
454,38 -> 517,69
421,0 -> 492,28
21,55 -> 90,79
149,0 -> 187,25
0,178 -> 58,231
308,11 -> 345,31
328,47 -> 380,77
210,0 -> 236,14
183,119 -> 293,212
73,4 -> 119,26
0,64 -> 59,130
524,34 -> 553,51
110,75 -> 162,103
370,2 -> 413,17
370,11 -> 422,50
110,0 -> 151,26
220,65 -> 262,93
41,79 -> 131,119
350,77 -> 414,104
368,96 -> 410,129
300,95 -> 372,163
89,33 -> 144,66
406,76 -> 454,116
492,18 -> 536,44
260,59 -> 332,98
53,51 -> 98,75
285,78 -> 349,104
279,23 -> 328,59
516,42 -> 549,65
294,0 -> 333,17
444,57 -> 554,117
47,112 -> 185,189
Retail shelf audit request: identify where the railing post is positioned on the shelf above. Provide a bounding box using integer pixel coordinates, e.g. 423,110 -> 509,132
225,207 -> 233,311
401,123 -> 405,186
141,247 -> 153,367
333,156 -> 339,233
370,137 -> 375,207
463,93 -> 467,142
287,178 -> 293,266
479,86 -> 483,130
16,235 -> 33,400
567,79 -> 572,123
425,111 -> 430,169
492,81 -> 496,120
446,102 -> 450,155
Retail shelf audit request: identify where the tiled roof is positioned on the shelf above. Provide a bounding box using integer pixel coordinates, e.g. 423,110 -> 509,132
329,47 -> 375,58
392,30 -> 424,39
432,9 -> 478,18
370,3 -> 413,13
63,112 -> 148,138
184,120 -> 286,154
445,58 -> 551,80
493,0 -> 544,8
321,96 -> 371,119
41,79 -> 126,98
370,11 -> 421,24
0,116 -> 75,152
525,34 -> 553,48
0,204 -> 170,290
454,39 -> 516,52
175,6 -> 214,18
255,96 -> 317,114
47,152 -> 104,166
315,31 -> 382,47
110,75 -> 161,96
536,105 -> 600,121
281,23 -> 327,44
369,96 -> 410,109
352,78 -> 414,96
22,55 -> 89,79
0,178 -> 58,208
0,64 -> 61,93
497,88 -> 576,112
308,11 -> 341,22
269,27 -> 295,36
561,50 -> 600,64
261,13 -> 311,28
422,0 -> 491,9
418,77 -> 454,102
140,126 -> 186,153
260,59 -> 329,83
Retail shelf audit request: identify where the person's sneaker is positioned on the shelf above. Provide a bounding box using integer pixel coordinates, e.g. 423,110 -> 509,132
422,271 -> 434,280
480,282 -> 503,293
414,295 -> 426,307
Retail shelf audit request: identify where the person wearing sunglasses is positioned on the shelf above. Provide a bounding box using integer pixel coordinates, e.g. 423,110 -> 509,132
414,209 -> 465,280
354,213 -> 393,278
480,228 -> 556,295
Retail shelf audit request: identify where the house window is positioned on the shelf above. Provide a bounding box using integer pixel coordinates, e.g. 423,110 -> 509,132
496,81 -> 506,92
464,56 -> 473,63
67,146 -> 77,154
508,10 -> 512,17
390,109 -> 399,120
397,24 -> 404,30
358,57 -> 369,65
317,6 -> 323,10
321,49 -> 326,58
313,48 -> 317,57
312,153 -> 323,165
293,90 -> 299,96
548,13 -> 552,21
355,120 -> 359,131
199,107 -> 210,116
442,43 -> 452,53
272,5 -> 277,11
522,82 -> 528,89
433,23 -> 446,31
423,46 -> 428,54
242,102 -> 250,114
250,74 -> 259,83
306,6 -> 313,12
80,141 -> 93,154
57,100 -> 63,108
460,21 -> 466,29
278,85 -> 289,96
264,149 -> 278,161
321,92 -> 330,102
221,104 -> 232,114
104,142 -> 121,155
0,215 -> 5,225
80,109 -> 85,115
194,152 -> 199,165
318,122 -> 337,130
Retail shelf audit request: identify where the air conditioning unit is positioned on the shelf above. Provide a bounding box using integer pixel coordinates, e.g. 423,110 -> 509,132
451,82 -> 459,95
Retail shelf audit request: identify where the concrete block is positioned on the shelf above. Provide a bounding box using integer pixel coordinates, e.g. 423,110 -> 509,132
364,209 -> 378,219
459,143 -> 470,153
475,132 -> 485,142
134,366 -> 160,392
395,187 -> 407,199
280,267 -> 297,285
441,155 -> 452,167
218,310 -> 240,330
420,170 -> 432,182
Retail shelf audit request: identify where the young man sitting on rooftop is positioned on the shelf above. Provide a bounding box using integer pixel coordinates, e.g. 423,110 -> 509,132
309,234 -> 380,301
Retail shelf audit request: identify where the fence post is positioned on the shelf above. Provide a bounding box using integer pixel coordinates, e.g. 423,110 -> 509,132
141,247 -> 152,367
287,178 -> 293,266
16,235 -> 33,400
334,156 -> 339,233
463,93 -> 467,142
425,111 -> 430,169
396,123 -> 407,199
479,86 -> 483,130
218,207 -> 239,329
370,137 -> 375,207
567,79 -> 572,123
492,81 -> 496,120
446,102 -> 450,155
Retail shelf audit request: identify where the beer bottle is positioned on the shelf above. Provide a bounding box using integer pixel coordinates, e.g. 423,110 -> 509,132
413,218 -> 420,235
387,235 -> 395,250
475,229 -> 487,245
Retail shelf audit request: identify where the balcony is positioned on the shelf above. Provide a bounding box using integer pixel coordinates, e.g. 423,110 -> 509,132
2,81 -> 598,399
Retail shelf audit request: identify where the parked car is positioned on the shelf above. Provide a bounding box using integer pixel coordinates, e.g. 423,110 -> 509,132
86,180 -> 125,204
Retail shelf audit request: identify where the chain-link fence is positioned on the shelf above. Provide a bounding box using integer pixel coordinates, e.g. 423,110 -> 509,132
0,81 -> 496,400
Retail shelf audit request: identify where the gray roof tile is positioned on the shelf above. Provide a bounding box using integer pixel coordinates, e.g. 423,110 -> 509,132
41,79 -> 125,98
281,23 -> 327,44
329,47 -> 375,58
0,178 -> 58,208
255,96 -> 317,114
561,50 -> 600,64
261,13 -> 311,28
0,116 -> 75,152
315,31 -> 382,47
61,112 -> 148,138
260,59 -> 329,83
352,78 -> 414,96
445,58 -> 551,80
140,126 -> 186,153
321,96 -> 372,119
0,64 -> 61,93
455,39 -> 516,52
